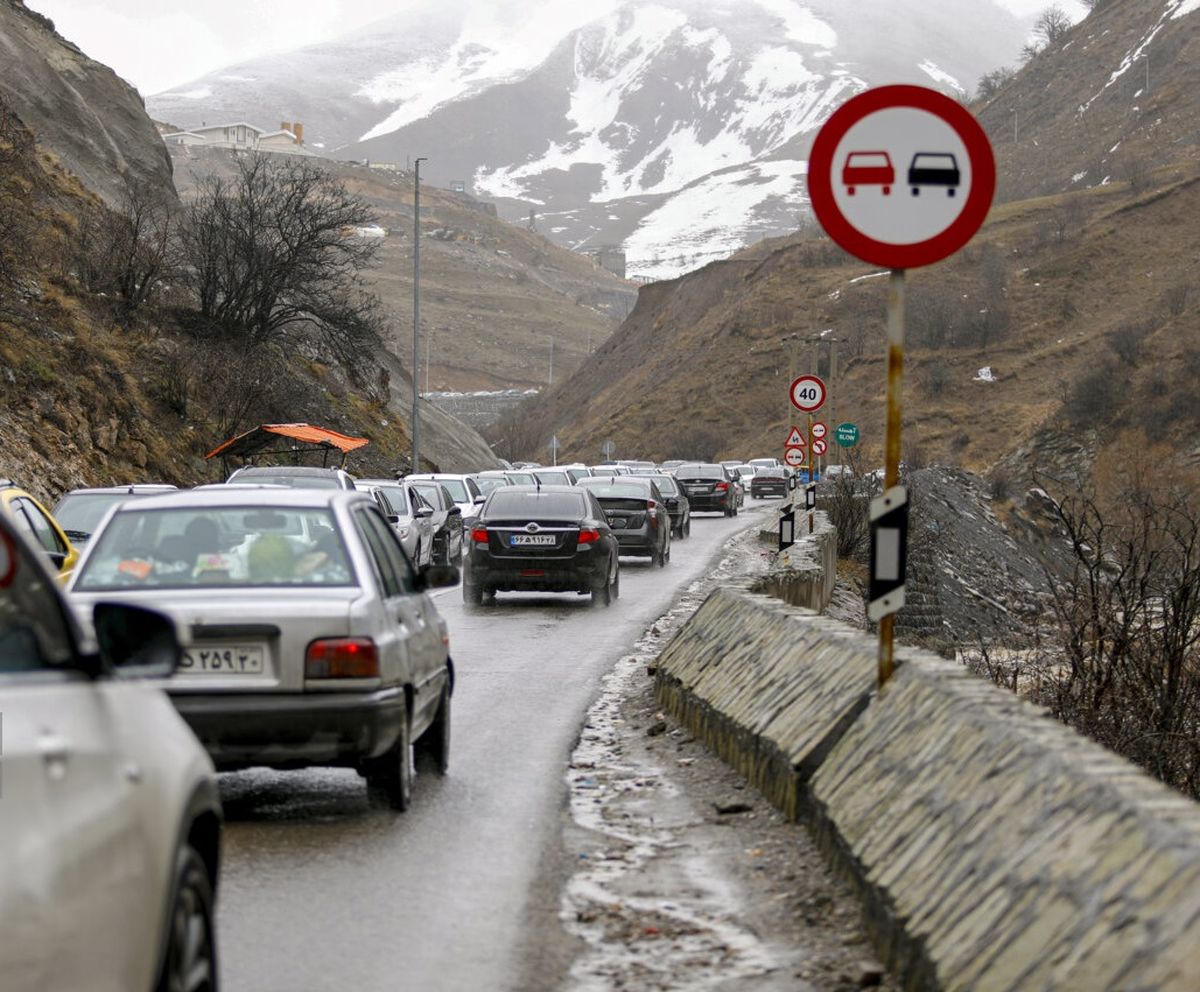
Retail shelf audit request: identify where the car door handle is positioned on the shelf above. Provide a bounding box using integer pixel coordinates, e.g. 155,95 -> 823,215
38,733 -> 70,776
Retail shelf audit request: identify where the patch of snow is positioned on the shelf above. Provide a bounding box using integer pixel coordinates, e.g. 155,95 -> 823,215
917,59 -> 965,94
624,160 -> 807,280
170,86 -> 212,100
974,367 -> 996,382
218,74 -> 256,83
753,0 -> 837,47
356,1 -> 622,140
1110,141 -> 1121,152
1072,171 -> 1087,182
848,271 -> 888,284
1171,0 -> 1200,18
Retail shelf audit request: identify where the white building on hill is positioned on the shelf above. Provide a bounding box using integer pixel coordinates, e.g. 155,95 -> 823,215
162,121 -> 315,156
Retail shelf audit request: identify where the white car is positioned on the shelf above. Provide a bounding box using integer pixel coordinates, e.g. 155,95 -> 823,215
360,478 -> 436,571
0,513 -> 222,992
406,473 -> 486,537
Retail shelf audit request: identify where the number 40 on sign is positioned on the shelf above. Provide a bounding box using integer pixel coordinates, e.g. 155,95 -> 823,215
790,375 -> 826,413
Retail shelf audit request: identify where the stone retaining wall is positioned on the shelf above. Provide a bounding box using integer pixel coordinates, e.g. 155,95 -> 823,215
654,585 -> 1200,990
754,508 -> 838,612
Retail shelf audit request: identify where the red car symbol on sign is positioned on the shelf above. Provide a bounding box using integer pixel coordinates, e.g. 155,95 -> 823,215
843,151 -> 894,196
784,446 -> 807,468
811,422 -> 828,440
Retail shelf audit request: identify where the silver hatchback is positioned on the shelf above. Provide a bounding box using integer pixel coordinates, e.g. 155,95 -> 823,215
68,489 -> 458,810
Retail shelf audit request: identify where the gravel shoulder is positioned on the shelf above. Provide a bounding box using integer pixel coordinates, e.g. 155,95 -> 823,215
518,520 -> 896,991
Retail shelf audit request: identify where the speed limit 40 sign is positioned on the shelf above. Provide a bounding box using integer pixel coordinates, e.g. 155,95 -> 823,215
790,375 -> 826,413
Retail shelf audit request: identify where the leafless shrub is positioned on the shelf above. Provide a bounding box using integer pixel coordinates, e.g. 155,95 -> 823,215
923,358 -> 949,396
823,448 -> 878,561
976,66 -> 1015,101
178,154 -> 384,381
1035,5 -> 1073,46
1021,482 -> 1200,798
1107,320 -> 1150,366
1122,152 -> 1151,193
1162,283 -> 1190,318
1065,360 -> 1118,426
74,175 -> 180,321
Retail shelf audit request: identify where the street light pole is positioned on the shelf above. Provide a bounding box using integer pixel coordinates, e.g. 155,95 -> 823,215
411,156 -> 427,474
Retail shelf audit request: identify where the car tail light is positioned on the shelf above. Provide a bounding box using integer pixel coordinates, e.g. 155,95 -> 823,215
471,527 -> 488,543
714,482 -> 729,492
578,529 -> 601,544
646,499 -> 658,525
306,638 -> 379,679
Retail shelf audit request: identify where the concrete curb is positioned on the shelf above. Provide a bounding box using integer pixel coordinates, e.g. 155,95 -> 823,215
655,584 -> 1200,990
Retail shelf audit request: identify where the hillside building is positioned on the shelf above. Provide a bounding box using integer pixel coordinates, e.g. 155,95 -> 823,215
161,121 -> 315,157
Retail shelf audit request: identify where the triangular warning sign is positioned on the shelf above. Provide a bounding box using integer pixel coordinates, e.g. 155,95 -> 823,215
785,426 -> 805,447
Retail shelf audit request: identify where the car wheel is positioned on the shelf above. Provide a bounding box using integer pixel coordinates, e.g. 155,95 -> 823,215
366,713 -> 413,811
156,843 -> 217,992
415,676 -> 451,776
463,579 -> 483,607
610,566 -> 620,601
684,518 -> 691,538
591,562 -> 613,607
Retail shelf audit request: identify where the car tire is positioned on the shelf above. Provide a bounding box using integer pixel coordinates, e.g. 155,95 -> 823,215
156,843 -> 217,992
610,567 -> 620,601
463,579 -> 484,607
591,562 -> 613,607
366,713 -> 413,811
415,677 -> 451,776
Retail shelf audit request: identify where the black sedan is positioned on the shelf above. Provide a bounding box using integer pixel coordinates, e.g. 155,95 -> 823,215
577,477 -> 671,566
673,463 -> 738,516
629,472 -> 690,538
750,467 -> 790,499
463,486 -> 620,607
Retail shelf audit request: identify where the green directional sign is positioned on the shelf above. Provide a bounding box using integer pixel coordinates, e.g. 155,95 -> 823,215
835,422 -> 860,447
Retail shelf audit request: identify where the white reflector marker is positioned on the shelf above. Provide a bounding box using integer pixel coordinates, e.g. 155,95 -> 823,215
868,486 -> 908,621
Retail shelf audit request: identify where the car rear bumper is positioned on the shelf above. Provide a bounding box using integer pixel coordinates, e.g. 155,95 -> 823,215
466,553 -> 603,593
169,687 -> 406,771
752,485 -> 788,497
614,527 -> 660,555
681,494 -> 727,511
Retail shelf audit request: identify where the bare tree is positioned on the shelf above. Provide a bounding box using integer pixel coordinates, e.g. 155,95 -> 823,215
75,175 -> 179,320
179,154 -> 384,379
976,66 -> 1015,101
1034,5 -> 1073,46
1025,482 -> 1200,797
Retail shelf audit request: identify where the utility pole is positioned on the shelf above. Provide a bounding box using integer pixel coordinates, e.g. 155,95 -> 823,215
548,336 -> 554,385
411,156 -> 427,474
425,327 -> 431,395
1010,106 -> 1018,143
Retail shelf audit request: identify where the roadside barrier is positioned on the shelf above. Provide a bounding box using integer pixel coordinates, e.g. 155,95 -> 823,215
755,509 -> 837,612
654,585 -> 1200,990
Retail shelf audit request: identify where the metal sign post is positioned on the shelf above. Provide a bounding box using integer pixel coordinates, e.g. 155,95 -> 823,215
876,270 -> 907,686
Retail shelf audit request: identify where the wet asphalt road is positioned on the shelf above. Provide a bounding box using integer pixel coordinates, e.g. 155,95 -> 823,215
215,502 -> 774,992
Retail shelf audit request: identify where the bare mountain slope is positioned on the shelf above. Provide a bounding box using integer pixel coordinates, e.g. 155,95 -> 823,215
0,0 -> 173,205
490,163 -> 1200,474
977,0 -> 1200,202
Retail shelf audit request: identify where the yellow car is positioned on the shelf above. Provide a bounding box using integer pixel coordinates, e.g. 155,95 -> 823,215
0,479 -> 78,583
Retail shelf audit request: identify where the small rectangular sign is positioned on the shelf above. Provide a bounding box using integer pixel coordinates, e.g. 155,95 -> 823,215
867,485 -> 909,621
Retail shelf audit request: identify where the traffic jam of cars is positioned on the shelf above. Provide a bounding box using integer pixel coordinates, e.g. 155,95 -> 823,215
0,448 -> 807,987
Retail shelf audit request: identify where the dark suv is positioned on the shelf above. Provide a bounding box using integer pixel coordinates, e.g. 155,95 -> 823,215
464,486 -> 620,606
673,463 -> 738,516
577,477 -> 671,566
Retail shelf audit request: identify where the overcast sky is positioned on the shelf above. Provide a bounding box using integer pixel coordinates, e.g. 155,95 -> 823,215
27,0 -> 1088,95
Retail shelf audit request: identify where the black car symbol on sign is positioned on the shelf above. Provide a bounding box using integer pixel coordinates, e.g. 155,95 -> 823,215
908,152 -> 960,196
842,151 -> 894,196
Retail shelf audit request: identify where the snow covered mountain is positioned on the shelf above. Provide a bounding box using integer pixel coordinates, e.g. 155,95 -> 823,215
149,0 -> 1026,280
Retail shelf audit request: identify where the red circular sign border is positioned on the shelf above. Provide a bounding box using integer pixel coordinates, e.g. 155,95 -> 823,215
807,85 -> 996,269
789,374 -> 827,413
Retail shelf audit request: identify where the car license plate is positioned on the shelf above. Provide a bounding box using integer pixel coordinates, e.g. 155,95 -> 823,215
510,534 -> 555,546
181,645 -> 264,674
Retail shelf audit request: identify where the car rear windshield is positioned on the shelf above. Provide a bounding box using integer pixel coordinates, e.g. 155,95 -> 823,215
232,473 -> 341,489
756,469 -> 787,479
75,506 -> 355,590
475,477 -> 509,494
53,492 -> 130,536
436,479 -> 470,502
644,476 -> 678,495
579,481 -> 650,499
485,491 -> 586,519
675,464 -> 723,478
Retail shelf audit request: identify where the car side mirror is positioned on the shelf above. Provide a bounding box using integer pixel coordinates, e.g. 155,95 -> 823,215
93,602 -> 180,678
447,505 -> 462,517
415,507 -> 433,518
387,514 -> 401,525
420,564 -> 460,589
473,494 -> 487,504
